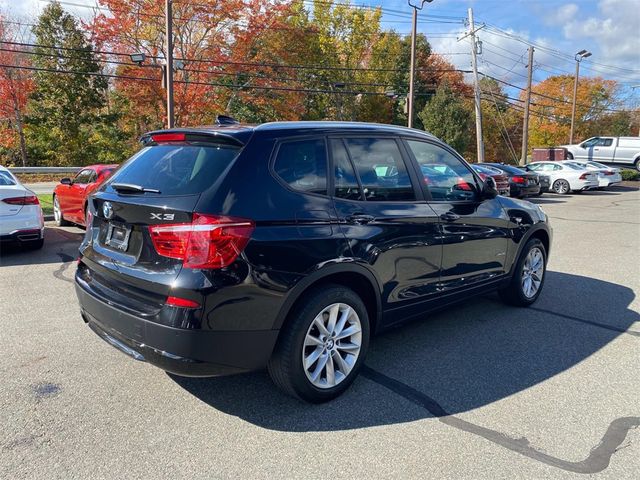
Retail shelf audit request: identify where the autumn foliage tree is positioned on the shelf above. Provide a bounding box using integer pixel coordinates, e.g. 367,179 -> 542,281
0,18 -> 33,166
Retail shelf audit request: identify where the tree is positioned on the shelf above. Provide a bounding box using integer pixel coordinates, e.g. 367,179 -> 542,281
418,82 -> 471,154
26,2 -> 111,166
526,75 -> 620,148
0,17 -> 33,166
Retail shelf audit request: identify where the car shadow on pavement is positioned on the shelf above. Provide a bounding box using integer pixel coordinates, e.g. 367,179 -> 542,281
171,271 -> 638,433
0,226 -> 83,266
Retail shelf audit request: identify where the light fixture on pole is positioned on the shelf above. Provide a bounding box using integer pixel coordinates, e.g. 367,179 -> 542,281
407,0 -> 434,129
569,49 -> 592,144
129,53 -> 146,65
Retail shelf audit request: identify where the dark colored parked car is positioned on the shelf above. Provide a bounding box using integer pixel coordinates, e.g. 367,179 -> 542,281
76,120 -> 552,403
478,163 -> 541,198
470,164 -> 511,196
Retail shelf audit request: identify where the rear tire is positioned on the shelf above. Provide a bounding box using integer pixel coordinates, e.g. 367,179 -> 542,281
566,152 -> 574,160
268,284 -> 370,403
499,238 -> 546,307
53,195 -> 71,226
635,158 -> 640,173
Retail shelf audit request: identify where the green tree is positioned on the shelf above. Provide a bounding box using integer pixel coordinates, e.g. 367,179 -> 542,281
25,2 -> 116,166
419,82 -> 471,154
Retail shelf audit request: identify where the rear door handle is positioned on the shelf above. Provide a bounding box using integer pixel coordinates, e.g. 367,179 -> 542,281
346,214 -> 375,225
440,212 -> 460,222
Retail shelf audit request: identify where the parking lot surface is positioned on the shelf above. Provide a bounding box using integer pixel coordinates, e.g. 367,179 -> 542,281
1,187 -> 639,479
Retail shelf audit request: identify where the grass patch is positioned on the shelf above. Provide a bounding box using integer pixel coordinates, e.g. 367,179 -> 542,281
37,194 -> 54,215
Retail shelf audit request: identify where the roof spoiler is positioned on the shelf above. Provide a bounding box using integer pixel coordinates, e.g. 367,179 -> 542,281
140,129 -> 245,147
215,115 -> 239,125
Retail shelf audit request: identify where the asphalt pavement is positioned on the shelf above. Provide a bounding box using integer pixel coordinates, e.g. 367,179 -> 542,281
1,186 -> 639,479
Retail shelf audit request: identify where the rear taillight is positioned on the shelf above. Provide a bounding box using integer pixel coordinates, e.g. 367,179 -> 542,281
511,176 -> 526,184
166,296 -> 200,308
579,173 -> 590,179
2,195 -> 39,205
603,171 -> 615,176
149,213 -> 254,269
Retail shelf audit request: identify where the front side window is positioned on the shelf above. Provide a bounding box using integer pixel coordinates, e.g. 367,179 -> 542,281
274,139 -> 327,195
598,138 -> 613,147
581,138 -> 598,148
343,138 -> 415,202
74,169 -> 95,184
407,140 -> 479,202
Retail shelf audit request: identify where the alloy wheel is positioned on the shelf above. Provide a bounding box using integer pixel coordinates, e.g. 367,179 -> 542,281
521,247 -> 544,298
302,302 -> 362,389
553,179 -> 569,194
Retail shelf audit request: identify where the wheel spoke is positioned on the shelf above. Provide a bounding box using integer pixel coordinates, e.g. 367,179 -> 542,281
332,350 -> 349,374
304,334 -> 323,348
334,306 -> 351,336
336,341 -> 360,353
326,304 -> 340,334
304,346 -> 323,370
310,352 -> 329,382
313,314 -> 330,337
325,354 -> 336,386
335,324 -> 361,341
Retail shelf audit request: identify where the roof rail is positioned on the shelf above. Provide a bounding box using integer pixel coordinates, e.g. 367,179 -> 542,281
216,115 -> 240,125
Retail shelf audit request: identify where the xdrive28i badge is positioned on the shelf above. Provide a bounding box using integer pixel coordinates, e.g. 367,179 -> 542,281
102,201 -> 114,220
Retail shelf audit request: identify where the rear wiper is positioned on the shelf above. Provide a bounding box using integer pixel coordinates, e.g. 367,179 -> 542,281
111,183 -> 161,194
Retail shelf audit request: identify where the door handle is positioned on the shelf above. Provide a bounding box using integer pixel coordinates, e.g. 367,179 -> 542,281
346,214 -> 375,225
440,212 -> 460,222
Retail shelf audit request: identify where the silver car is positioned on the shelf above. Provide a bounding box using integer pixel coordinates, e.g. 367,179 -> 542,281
527,161 -> 599,194
564,160 -> 622,188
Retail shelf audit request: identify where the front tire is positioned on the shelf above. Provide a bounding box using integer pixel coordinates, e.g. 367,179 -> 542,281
53,195 -> 70,226
268,285 -> 370,403
499,238 -> 547,307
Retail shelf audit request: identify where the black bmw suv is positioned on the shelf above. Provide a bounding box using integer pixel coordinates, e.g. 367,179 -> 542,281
76,120 -> 551,403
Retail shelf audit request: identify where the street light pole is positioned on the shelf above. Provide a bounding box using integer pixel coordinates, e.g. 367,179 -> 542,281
165,0 -> 175,129
569,49 -> 591,144
407,0 -> 433,129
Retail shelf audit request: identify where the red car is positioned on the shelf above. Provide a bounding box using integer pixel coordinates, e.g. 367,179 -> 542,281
53,164 -> 118,227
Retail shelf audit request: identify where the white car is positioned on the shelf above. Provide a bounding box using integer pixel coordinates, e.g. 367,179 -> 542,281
526,161 -> 599,194
564,160 -> 622,188
0,166 -> 44,249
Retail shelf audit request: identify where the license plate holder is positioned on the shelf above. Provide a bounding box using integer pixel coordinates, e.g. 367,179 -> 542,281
105,222 -> 131,252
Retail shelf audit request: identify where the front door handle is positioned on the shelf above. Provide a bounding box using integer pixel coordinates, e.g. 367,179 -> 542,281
440,212 -> 460,222
346,214 -> 375,225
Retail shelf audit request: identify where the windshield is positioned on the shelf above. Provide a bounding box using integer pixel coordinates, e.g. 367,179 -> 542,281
588,161 -> 608,169
105,144 -> 240,196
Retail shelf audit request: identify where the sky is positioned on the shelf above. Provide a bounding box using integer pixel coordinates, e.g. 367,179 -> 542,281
1,0 -> 639,100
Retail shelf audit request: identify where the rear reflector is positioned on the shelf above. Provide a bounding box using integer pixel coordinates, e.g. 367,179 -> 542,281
151,133 -> 186,143
2,195 -> 39,205
166,296 -> 200,308
149,213 -> 254,269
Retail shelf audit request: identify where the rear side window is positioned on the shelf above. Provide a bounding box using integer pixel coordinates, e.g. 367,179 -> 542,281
343,138 -> 415,202
106,144 -> 240,195
331,139 -> 361,200
0,171 -> 16,185
274,139 -> 327,195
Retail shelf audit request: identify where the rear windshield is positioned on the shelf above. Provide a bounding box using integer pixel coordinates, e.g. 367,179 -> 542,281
0,171 -> 17,185
105,144 -> 240,195
491,164 -> 526,175
564,163 -> 584,170
472,164 -> 501,175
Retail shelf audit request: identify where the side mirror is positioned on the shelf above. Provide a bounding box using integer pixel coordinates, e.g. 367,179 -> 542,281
482,177 -> 499,199
60,177 -> 72,185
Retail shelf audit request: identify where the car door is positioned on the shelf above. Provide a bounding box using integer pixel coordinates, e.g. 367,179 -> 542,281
592,137 -> 615,163
404,139 -> 511,293
67,169 -> 95,222
329,136 -> 442,324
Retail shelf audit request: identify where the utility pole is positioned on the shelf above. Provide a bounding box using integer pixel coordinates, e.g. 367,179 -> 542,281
570,49 -> 591,144
407,1 -> 434,128
468,7 -> 484,163
520,46 -> 534,165
165,0 -> 175,129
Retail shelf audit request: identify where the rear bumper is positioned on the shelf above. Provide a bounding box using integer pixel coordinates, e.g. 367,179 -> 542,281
0,227 -> 44,244
75,279 -> 279,377
510,184 -> 540,197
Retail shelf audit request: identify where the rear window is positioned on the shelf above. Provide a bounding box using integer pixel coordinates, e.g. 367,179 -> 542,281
106,145 -> 240,195
493,164 -> 527,175
0,171 -> 16,185
564,163 -> 584,170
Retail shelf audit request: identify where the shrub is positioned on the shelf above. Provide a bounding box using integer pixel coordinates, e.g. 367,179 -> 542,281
621,169 -> 640,181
